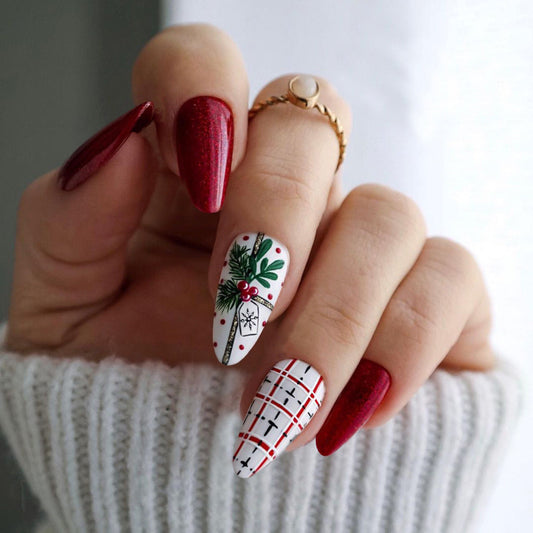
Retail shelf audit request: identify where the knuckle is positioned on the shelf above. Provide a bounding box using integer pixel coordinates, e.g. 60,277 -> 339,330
162,23 -> 237,53
354,183 -> 425,231
246,153 -> 319,209
387,293 -> 440,346
424,237 -> 480,287
345,184 -> 426,240
308,290 -> 367,348
133,29 -> 173,80
140,23 -> 231,54
133,24 -> 240,85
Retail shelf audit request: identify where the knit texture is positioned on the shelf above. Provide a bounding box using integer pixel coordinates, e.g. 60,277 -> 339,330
0,329 -> 521,533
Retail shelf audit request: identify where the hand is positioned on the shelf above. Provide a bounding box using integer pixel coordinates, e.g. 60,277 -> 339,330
6,24 -> 494,476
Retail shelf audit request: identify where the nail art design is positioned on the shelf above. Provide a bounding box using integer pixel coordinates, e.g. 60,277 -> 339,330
58,101 -> 154,191
233,359 -> 325,478
176,96 -> 234,213
213,233 -> 289,366
315,359 -> 391,456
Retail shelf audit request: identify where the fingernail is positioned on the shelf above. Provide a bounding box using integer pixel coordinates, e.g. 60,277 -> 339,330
315,359 -> 391,456
213,233 -> 289,366
176,96 -> 233,213
58,101 -> 154,191
233,358 -> 325,478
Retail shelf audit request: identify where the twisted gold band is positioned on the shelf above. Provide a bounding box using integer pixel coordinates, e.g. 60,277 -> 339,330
248,76 -> 347,171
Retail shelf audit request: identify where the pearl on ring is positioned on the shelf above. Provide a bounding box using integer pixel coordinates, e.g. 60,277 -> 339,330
288,75 -> 320,108
291,75 -> 318,99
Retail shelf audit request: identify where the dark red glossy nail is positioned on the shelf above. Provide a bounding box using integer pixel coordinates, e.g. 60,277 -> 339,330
58,101 -> 154,191
175,96 -> 233,213
316,359 -> 391,456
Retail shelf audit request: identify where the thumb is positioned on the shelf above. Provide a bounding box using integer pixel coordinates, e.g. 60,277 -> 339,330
8,103 -> 155,349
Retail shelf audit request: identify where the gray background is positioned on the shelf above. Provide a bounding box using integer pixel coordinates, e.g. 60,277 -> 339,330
0,2 -> 159,530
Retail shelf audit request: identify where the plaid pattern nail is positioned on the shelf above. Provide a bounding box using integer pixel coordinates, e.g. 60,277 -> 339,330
233,359 -> 325,478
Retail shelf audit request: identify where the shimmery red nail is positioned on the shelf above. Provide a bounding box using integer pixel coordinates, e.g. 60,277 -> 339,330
175,96 -> 233,213
315,359 -> 391,456
58,102 -> 154,191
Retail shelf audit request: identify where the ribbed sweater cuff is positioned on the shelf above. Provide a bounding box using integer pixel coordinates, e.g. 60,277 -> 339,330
0,326 -> 521,533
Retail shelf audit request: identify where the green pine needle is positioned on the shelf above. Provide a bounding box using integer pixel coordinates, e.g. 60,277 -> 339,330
216,280 -> 241,312
228,243 -> 252,280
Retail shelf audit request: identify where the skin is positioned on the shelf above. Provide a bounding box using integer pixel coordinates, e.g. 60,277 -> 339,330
6,24 -> 494,453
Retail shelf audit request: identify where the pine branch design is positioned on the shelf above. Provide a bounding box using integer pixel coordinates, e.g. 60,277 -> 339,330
216,237 -> 286,312
228,243 -> 252,281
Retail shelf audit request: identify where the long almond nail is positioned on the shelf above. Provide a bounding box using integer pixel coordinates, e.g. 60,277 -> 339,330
315,359 -> 391,456
213,233 -> 289,366
233,359 -> 325,478
176,96 -> 233,213
58,102 -> 154,191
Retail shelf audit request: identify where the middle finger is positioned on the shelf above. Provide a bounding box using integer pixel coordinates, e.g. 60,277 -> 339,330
209,74 -> 352,366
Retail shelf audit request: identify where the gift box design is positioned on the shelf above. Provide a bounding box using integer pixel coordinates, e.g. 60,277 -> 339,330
213,233 -> 289,365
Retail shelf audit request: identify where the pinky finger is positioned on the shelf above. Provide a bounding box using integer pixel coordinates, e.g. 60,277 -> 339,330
6,105 -> 155,351
316,237 -> 494,455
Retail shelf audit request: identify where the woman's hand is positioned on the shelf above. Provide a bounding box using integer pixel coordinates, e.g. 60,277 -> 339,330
6,24 -> 494,476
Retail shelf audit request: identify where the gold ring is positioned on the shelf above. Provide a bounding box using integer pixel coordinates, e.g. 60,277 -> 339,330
248,75 -> 347,171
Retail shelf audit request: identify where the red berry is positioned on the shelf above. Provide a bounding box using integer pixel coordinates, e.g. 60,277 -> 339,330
239,345 -> 245,350
268,293 -> 273,300
243,235 -> 249,241
241,293 -> 251,302
248,286 -> 258,296
213,342 -> 218,347
220,319 -> 225,325
237,280 -> 249,291
276,247 -> 281,253
262,321 -> 266,327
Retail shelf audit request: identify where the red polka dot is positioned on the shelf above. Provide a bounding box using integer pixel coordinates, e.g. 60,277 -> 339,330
276,247 -> 281,253
262,321 -> 266,327
213,342 -> 218,347
220,319 -> 226,325
268,294 -> 273,300
243,235 -> 249,241
239,344 -> 245,350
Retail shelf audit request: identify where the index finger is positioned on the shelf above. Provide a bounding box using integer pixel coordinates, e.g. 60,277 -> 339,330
132,23 -> 249,213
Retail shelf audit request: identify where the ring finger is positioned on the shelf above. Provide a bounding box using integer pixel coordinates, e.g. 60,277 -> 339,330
233,184 -> 427,477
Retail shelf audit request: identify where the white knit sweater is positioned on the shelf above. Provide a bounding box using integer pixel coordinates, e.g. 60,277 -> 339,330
0,326 -> 521,533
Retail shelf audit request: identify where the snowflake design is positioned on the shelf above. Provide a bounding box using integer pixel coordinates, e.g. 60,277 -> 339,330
240,308 -> 258,332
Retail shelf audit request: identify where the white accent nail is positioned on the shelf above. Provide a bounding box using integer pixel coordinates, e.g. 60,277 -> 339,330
233,359 -> 325,478
213,233 -> 289,366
